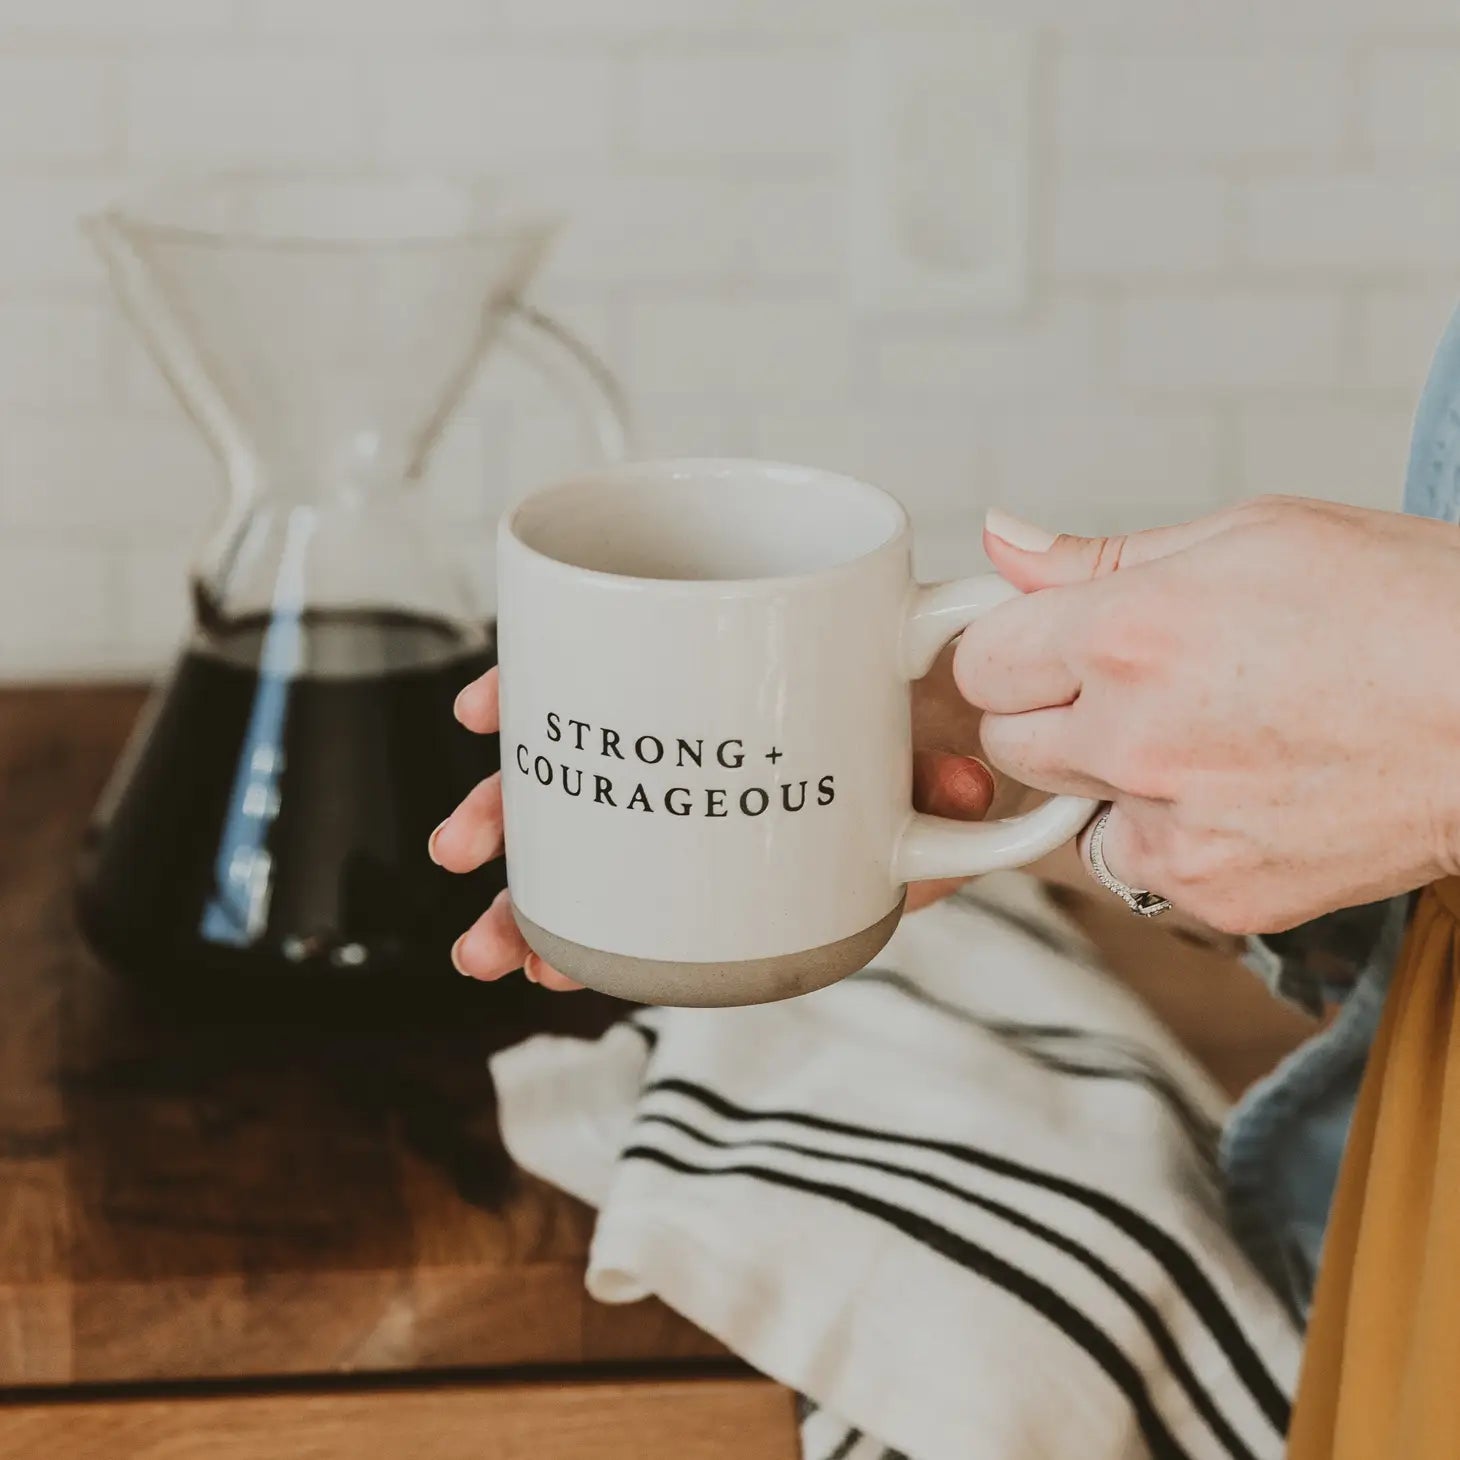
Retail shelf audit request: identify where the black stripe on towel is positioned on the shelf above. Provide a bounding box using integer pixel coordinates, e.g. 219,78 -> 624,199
623,1141 -> 1194,1460
950,885 -> 1080,957
644,1076 -> 1291,1437
821,1427 -> 863,1460
639,1111 -> 1259,1460
855,968 -> 1221,1168
623,1018 -> 658,1052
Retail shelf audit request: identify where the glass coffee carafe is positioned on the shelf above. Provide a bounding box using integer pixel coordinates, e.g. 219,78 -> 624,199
76,177 -> 629,1009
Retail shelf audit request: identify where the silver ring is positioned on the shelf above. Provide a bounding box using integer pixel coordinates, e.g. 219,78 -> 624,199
1086,806 -> 1172,918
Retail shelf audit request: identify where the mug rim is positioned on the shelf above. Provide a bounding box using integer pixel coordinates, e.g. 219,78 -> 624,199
501,457 -> 911,593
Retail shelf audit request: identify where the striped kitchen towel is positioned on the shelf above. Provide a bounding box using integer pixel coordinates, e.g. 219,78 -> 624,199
492,874 -> 1301,1460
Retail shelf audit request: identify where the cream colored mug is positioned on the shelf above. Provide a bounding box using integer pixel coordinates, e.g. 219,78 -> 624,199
497,459 -> 1097,1007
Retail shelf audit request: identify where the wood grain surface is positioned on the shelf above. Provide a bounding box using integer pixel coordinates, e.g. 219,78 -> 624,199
0,1376 -> 799,1459
0,685 -> 1313,1402
0,687 -> 725,1387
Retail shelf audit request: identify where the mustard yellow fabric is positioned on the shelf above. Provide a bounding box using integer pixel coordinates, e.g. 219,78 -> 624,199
1288,878 -> 1460,1457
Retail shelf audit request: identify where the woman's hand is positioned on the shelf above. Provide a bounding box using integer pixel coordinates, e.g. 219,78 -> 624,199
955,497 -> 1460,934
431,656 -> 996,989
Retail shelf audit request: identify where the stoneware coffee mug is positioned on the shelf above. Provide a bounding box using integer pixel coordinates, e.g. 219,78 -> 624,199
497,459 -> 1097,1007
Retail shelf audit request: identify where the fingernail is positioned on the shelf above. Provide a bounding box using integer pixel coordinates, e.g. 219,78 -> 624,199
427,819 -> 449,865
985,508 -> 1055,553
522,954 -> 541,984
949,760 -> 994,805
452,686 -> 471,721
450,934 -> 470,976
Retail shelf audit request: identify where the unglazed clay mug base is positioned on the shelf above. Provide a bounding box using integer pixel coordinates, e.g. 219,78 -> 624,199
513,898 -> 907,1008
497,459 -> 1097,1008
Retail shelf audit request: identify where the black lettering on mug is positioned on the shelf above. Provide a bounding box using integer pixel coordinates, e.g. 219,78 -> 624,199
518,715 -> 839,822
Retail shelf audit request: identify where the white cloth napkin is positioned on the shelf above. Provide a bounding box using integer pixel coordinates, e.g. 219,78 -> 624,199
492,876 -> 1301,1460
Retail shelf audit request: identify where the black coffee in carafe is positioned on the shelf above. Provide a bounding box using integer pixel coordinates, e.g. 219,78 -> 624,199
78,176 -> 630,1012
78,610 -> 503,997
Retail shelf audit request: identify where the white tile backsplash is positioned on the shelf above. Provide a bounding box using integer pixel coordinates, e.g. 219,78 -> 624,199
1356,285 -> 1458,393
0,536 -> 120,677
1116,291 -> 1347,392
1244,177 -> 1460,272
501,0 -> 744,35
544,173 -> 744,283
0,298 -> 112,408
2,0 -> 1459,678
990,408 -> 1226,521
0,58 -> 116,165
1235,402 -> 1416,511
0,414 -> 216,532
1363,49 -> 1460,161
873,297 -> 1100,398
124,55 -> 369,167
0,177 -> 118,289
1049,175 -> 1232,278
247,0 -> 503,37
376,53 -> 621,166
0,0 -> 235,36
1054,51 -> 1348,162
625,294 -> 852,398
627,52 -> 846,160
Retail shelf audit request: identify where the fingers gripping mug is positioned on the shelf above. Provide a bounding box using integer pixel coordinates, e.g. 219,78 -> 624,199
498,460 -> 1096,1007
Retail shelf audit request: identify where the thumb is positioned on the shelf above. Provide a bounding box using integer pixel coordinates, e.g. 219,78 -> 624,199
982,507 -> 1233,592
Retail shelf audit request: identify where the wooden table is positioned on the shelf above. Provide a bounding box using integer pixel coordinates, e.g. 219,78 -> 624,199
0,687 -> 799,1457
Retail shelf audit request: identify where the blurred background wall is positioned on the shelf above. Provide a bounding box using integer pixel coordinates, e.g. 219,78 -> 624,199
1,0 -> 1458,678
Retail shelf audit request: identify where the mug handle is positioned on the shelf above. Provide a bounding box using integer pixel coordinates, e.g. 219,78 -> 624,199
893,576 -> 1099,883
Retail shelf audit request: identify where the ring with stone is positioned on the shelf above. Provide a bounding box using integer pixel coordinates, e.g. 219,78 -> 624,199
1085,805 -> 1172,918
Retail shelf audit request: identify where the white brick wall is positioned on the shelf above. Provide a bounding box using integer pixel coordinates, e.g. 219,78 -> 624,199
246,0 -> 502,37
125,55 -> 368,167
377,54 -> 619,166
0,57 -> 116,164
2,1 -> 1459,678
1244,179 -> 1460,272
627,52 -> 845,159
0,298 -> 111,407
1116,292 -> 1347,392
1357,285 -> 1458,393
1049,175 -> 1232,279
0,1 -> 234,35
626,295 -> 852,399
1053,52 -> 1347,161
874,297 -> 1100,398
1235,403 -> 1416,512
1363,49 -> 1460,160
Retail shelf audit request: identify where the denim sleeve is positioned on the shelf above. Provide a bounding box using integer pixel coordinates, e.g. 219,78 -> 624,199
1243,898 -> 1405,1017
